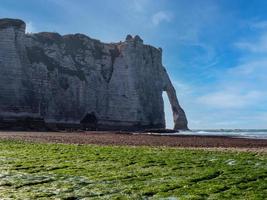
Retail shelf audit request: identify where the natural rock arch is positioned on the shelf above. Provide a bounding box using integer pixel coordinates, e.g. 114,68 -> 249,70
162,68 -> 188,130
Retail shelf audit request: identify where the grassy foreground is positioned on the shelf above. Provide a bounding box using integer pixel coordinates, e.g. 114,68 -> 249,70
0,140 -> 266,199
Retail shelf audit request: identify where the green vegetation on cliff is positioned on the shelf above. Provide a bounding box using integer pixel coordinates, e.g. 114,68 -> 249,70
0,140 -> 266,199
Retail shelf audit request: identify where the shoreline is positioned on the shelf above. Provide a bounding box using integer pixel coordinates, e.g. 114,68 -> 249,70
134,131 -> 267,140
0,131 -> 266,152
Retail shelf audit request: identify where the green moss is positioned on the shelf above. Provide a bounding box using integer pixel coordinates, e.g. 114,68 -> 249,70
0,140 -> 266,199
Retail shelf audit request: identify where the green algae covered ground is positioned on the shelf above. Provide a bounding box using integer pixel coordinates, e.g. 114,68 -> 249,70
0,140 -> 266,200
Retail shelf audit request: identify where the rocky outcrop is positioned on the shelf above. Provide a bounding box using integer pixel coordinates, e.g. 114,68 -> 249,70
0,18 -> 188,131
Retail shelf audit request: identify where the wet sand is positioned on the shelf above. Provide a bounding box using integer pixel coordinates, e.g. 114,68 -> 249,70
0,131 -> 266,152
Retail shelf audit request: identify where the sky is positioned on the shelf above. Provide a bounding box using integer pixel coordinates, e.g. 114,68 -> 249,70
1,0 -> 267,129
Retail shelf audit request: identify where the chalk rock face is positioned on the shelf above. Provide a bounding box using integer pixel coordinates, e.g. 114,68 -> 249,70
0,18 -> 188,130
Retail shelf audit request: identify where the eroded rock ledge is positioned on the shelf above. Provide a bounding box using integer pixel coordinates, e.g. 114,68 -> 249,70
0,18 -> 188,131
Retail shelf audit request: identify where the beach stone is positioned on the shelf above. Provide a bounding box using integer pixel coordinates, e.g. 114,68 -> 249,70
0,18 -> 188,130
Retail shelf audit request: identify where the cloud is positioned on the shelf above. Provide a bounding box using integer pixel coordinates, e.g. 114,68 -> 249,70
198,24 -> 267,110
159,5 -> 267,129
152,11 -> 173,26
172,80 -> 193,96
228,59 -> 267,81
196,59 -> 267,110
25,21 -> 36,33
235,33 -> 267,53
232,31 -> 267,82
132,0 -> 151,12
235,20 -> 267,53
250,20 -> 267,29
197,90 -> 264,109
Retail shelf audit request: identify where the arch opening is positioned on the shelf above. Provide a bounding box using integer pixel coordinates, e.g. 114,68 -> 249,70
162,91 -> 174,129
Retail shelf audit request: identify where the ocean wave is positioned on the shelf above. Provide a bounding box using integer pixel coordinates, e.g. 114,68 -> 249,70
179,130 -> 267,139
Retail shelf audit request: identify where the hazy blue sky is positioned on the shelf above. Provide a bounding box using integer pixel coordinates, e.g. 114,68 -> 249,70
1,0 -> 267,129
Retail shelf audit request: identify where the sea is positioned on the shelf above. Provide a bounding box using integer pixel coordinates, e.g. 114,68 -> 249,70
176,129 -> 267,139
145,129 -> 267,139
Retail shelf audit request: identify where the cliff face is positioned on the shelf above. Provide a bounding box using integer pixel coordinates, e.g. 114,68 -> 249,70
0,18 -> 188,130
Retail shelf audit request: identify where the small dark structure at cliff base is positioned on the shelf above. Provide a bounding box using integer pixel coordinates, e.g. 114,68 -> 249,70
80,113 -> 98,130
0,18 -> 188,131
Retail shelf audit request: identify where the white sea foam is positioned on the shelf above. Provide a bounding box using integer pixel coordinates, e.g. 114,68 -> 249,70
134,129 -> 267,139
177,130 -> 267,139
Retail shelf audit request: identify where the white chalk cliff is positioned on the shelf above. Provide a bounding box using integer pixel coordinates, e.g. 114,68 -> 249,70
0,18 -> 188,130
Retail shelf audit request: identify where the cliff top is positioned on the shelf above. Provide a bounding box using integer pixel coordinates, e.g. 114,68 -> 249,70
0,18 -> 25,29
0,18 -> 162,52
